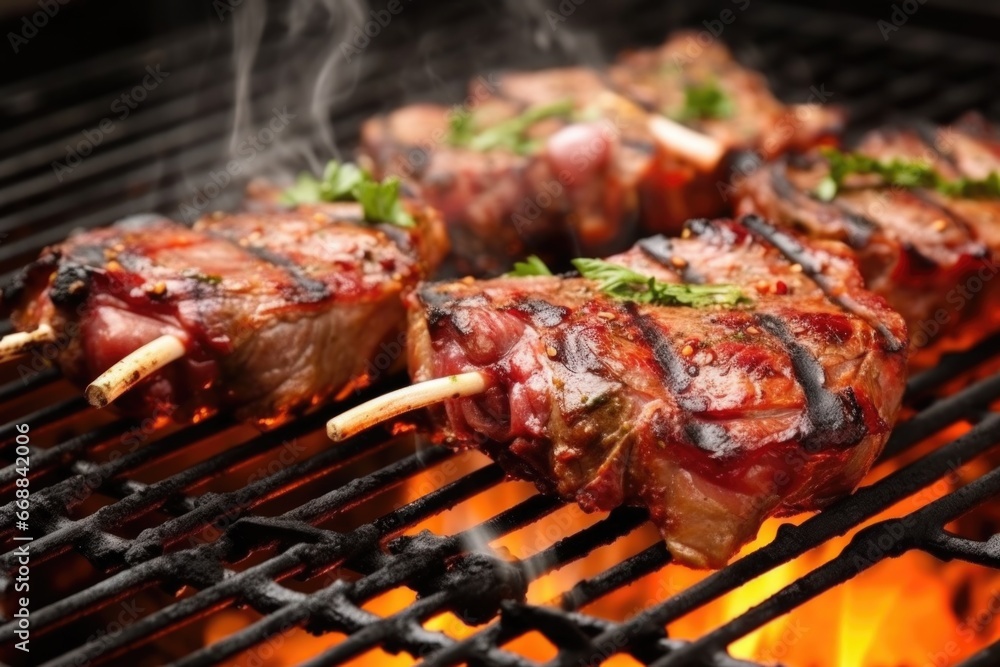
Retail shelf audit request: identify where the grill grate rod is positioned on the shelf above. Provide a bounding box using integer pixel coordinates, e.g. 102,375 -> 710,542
33,466 -> 547,667
242,508 -> 652,667
2,446 -> 482,649
957,639 -> 1000,667
528,413 -> 1000,667
650,464 -> 1000,667
2,341 -> 999,667
418,410 -> 1000,667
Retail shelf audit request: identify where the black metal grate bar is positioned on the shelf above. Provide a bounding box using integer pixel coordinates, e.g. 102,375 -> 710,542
1,2 -> 1000,666
419,412 -> 1000,667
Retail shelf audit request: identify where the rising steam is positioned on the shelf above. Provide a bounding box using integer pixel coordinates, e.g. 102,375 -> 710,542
227,0 -> 367,178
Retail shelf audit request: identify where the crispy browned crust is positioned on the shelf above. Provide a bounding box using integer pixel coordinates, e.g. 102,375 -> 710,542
407,216 -> 907,568
2,198 -> 447,425
735,117 -> 1000,360
360,33 -> 844,273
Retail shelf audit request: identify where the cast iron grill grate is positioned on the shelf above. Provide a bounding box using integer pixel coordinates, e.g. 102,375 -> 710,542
1,2 -> 999,666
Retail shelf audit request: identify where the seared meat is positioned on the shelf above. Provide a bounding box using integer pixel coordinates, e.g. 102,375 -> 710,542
360,33 -> 841,275
360,70 -> 650,275
407,215 -> 906,567
610,32 -> 842,157
608,32 -> 843,236
2,199 -> 446,426
736,115 -> 999,357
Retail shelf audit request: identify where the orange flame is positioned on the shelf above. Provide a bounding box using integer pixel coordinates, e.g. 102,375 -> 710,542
203,427 -> 1000,667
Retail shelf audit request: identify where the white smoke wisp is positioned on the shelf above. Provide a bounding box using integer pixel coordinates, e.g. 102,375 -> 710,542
227,0 -> 367,180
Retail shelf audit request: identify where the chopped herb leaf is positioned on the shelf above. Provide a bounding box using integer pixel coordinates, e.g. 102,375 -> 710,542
447,109 -> 475,147
572,258 -> 748,307
815,147 -> 1000,202
281,161 -> 414,227
450,99 -> 576,155
353,177 -> 415,228
507,255 -> 553,277
675,80 -> 734,122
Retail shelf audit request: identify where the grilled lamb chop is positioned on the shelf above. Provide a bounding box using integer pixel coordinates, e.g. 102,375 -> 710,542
736,114 -> 1000,357
406,215 -> 907,567
609,31 -> 843,235
1,198 -> 447,426
360,69 -> 650,276
360,33 -> 842,276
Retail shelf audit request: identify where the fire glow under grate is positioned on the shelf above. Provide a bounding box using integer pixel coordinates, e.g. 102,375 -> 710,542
1,1 -> 1000,666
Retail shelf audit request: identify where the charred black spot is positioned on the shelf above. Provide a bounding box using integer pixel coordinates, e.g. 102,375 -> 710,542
683,218 -> 741,247
419,288 -> 459,328
726,149 -> 765,178
514,297 -> 568,328
49,264 -> 92,310
638,235 -> 703,283
754,313 -> 867,451
684,218 -> 713,239
419,289 -> 488,336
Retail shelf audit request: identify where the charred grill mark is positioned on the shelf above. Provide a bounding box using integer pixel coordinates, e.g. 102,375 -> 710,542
626,303 -> 738,457
418,289 -> 489,336
754,313 -> 867,451
683,217 -> 750,248
374,222 -> 414,254
418,287 -> 457,328
638,235 -> 703,283
514,297 -> 569,328
905,190 -> 989,258
741,214 -> 905,352
770,159 -> 876,248
242,244 -> 330,303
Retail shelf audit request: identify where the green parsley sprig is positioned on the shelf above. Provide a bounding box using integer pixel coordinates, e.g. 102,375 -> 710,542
507,255 -> 553,277
815,147 -> 1000,202
572,258 -> 748,307
674,80 -> 734,122
281,160 -> 414,228
448,99 -> 576,155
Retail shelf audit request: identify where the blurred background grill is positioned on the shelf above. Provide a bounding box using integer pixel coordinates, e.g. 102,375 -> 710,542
1,1 -> 1000,666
